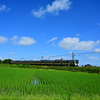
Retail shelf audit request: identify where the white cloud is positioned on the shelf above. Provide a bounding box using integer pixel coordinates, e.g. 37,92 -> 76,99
46,0 -> 71,14
10,36 -> 18,44
18,37 -> 36,46
58,37 -> 99,51
94,48 -> 100,52
43,56 -> 50,59
32,7 -> 46,18
76,34 -> 80,36
47,37 -> 58,43
0,57 -> 3,60
31,0 -> 71,18
51,42 -> 56,46
45,51 -> 48,53
9,52 -> 14,55
89,56 -> 99,60
11,36 -> 36,46
0,4 -> 10,13
96,40 -> 100,44
0,36 -> 8,44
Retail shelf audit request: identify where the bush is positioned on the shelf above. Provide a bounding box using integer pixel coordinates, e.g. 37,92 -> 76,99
1,64 -> 100,74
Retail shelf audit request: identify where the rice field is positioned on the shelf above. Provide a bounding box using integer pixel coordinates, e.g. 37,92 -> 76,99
0,66 -> 100,100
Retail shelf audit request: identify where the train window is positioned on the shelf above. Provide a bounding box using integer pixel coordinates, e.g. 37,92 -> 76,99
69,61 -> 74,63
55,61 -> 60,63
75,60 -> 79,63
63,61 -> 66,63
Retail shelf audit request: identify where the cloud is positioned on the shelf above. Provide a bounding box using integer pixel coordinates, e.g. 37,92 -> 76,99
58,37 -> 99,51
94,48 -> 100,52
46,0 -> 71,14
45,51 -> 48,53
10,36 -> 18,44
18,37 -> 36,46
96,40 -> 100,44
0,36 -> 8,44
32,7 -> 46,18
31,0 -> 71,18
51,42 -> 56,46
9,52 -> 14,55
11,36 -> 36,46
0,57 -> 3,60
89,56 -> 99,60
0,4 -> 10,13
75,34 -> 80,36
46,37 -> 58,43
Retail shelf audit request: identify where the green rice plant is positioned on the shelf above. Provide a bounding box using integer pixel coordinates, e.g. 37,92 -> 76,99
0,66 -> 100,100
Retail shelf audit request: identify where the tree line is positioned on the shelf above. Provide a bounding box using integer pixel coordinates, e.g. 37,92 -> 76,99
0,59 -> 12,64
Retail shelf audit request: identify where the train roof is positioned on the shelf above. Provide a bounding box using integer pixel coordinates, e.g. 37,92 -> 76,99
11,59 -> 79,62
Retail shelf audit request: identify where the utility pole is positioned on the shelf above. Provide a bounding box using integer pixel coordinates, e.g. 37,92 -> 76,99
41,56 -> 43,60
22,57 -> 23,61
72,53 -> 75,60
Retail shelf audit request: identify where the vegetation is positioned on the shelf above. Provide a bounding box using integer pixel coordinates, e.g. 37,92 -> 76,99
0,65 -> 100,100
5,63 -> 100,74
0,59 -> 100,74
0,59 -> 12,64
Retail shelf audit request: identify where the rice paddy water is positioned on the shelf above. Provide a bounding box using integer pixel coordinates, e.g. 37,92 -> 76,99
33,76 -> 40,85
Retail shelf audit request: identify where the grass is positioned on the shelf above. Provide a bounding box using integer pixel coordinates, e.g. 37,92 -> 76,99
0,94 -> 100,100
0,66 -> 100,100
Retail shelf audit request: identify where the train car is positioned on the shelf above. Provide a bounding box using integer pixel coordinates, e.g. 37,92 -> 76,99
10,59 -> 79,67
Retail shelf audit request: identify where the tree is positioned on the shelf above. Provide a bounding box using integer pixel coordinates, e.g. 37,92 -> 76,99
2,59 -> 12,64
0,59 -> 2,64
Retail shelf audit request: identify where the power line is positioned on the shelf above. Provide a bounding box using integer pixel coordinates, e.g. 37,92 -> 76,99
12,52 -> 100,60
75,52 -> 100,54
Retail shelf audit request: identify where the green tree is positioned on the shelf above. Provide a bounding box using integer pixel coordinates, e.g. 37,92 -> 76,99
2,59 -> 12,64
0,59 -> 2,64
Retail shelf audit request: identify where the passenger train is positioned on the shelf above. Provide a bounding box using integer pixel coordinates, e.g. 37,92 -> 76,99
10,59 -> 79,67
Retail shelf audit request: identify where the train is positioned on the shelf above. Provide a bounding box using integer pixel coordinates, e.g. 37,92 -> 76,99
10,59 -> 79,67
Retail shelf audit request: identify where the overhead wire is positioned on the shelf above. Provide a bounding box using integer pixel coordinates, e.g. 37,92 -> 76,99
12,52 -> 100,60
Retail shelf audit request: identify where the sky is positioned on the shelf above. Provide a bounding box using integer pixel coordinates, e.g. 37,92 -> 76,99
0,0 -> 100,66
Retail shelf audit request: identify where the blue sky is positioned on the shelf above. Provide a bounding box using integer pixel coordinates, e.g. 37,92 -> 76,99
0,0 -> 100,66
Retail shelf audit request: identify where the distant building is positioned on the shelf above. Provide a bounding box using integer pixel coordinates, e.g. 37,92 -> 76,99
85,64 -> 92,67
